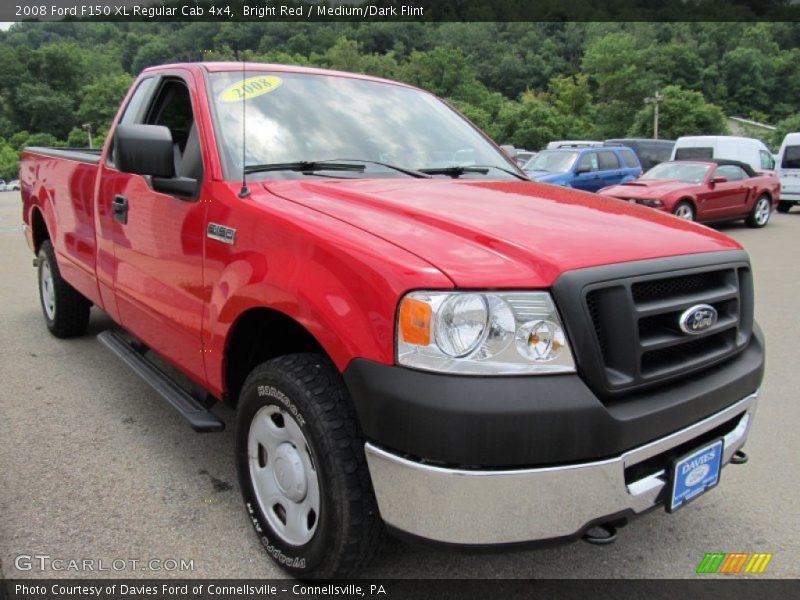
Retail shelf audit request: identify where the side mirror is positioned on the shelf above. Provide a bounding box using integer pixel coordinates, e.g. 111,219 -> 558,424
115,124 -> 175,178
115,124 -> 199,198
575,166 -> 590,175
710,176 -> 728,184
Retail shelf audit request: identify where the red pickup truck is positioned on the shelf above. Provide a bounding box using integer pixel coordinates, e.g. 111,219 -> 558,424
21,62 -> 764,578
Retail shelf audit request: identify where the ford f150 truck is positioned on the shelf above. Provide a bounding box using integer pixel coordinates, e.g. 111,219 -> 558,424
21,62 -> 764,578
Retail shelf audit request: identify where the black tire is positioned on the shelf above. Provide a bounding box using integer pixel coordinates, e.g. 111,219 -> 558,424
777,201 -> 792,214
235,353 -> 383,579
37,240 -> 91,338
673,201 -> 695,221
746,195 -> 772,228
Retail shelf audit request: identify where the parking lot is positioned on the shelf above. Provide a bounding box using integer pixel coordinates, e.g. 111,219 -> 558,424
0,188 -> 797,579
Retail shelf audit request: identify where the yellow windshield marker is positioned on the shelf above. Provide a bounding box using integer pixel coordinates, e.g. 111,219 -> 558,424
219,75 -> 283,103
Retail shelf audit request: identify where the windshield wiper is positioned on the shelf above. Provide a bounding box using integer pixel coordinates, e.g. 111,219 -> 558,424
419,164 -> 527,180
330,158 -> 430,179
244,161 -> 366,175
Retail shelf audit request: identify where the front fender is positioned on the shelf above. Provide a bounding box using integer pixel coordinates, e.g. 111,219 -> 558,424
201,191 -> 452,396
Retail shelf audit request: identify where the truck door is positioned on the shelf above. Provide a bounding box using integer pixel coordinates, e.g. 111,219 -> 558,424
97,72 -> 207,382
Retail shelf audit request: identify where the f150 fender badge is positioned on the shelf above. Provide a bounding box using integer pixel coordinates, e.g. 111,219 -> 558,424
679,304 -> 718,335
207,223 -> 236,245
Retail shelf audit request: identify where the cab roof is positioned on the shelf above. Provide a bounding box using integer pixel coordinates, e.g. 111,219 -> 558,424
141,61 -> 417,90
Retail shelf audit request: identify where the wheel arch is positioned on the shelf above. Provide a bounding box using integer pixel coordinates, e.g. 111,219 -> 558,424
221,305 -> 358,407
675,196 -> 697,212
29,205 -> 51,254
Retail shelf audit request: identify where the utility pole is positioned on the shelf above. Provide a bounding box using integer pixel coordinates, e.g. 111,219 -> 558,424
81,123 -> 93,149
644,90 -> 664,139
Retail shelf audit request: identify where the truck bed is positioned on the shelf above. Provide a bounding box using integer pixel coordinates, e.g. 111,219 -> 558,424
25,147 -> 102,164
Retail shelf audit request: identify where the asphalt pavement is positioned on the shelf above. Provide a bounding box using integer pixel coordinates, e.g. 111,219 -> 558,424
0,190 -> 797,579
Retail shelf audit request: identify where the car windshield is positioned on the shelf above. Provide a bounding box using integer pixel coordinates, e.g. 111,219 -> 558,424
208,71 -> 517,180
523,150 -> 579,173
641,162 -> 712,184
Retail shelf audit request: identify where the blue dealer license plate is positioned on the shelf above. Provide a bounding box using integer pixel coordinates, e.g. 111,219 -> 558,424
667,438 -> 724,513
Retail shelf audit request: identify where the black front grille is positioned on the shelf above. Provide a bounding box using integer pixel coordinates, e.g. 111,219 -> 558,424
631,271 -> 726,303
553,253 -> 754,399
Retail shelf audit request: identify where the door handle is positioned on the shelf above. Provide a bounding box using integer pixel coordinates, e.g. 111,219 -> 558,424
112,195 -> 128,225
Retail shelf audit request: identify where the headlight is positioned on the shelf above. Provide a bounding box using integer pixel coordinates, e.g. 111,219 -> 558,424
638,198 -> 664,208
397,291 -> 575,375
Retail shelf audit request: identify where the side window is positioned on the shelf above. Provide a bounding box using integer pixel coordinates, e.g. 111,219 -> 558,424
597,150 -> 620,170
120,78 -> 155,126
108,77 -> 154,165
760,150 -> 774,170
146,80 -> 195,153
675,147 -> 713,160
619,148 -> 639,168
144,79 -> 203,181
783,146 -> 800,169
577,152 -> 599,172
715,165 -> 745,181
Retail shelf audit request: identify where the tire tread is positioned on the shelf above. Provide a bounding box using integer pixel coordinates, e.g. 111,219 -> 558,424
239,353 -> 384,578
38,240 -> 91,338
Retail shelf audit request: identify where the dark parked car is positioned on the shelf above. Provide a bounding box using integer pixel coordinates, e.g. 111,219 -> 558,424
604,138 -> 675,170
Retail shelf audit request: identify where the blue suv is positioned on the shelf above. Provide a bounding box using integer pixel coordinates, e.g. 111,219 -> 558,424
523,146 -> 642,191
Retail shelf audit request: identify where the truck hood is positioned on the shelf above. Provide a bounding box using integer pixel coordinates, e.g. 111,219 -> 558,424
263,178 -> 741,288
600,179 -> 693,198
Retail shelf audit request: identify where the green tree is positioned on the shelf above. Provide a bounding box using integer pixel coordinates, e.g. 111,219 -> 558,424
396,47 -> 477,100
76,73 -> 134,133
771,114 -> 800,148
0,143 -> 21,180
13,83 -> 76,139
66,127 -> 90,147
629,85 -> 728,139
494,92 -> 591,150
582,32 -> 659,136
719,47 -> 774,115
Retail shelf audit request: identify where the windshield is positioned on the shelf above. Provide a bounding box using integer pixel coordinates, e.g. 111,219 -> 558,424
523,150 -> 579,173
641,162 -> 712,184
208,71 -> 516,180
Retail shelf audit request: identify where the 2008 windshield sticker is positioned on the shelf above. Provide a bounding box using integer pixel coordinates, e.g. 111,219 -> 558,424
219,76 -> 283,103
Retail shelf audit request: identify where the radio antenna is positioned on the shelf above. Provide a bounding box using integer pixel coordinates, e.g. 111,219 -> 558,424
237,45 -> 250,199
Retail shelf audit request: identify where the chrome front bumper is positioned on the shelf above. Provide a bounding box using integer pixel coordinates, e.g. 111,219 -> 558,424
365,391 -> 758,545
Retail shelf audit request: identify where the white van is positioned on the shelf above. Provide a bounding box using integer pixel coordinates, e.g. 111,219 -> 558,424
671,136 -> 775,172
776,132 -> 800,213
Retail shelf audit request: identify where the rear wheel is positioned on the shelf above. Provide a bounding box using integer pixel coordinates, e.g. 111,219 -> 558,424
673,201 -> 695,221
746,195 -> 771,228
777,201 -> 792,214
37,240 -> 91,338
235,353 -> 383,579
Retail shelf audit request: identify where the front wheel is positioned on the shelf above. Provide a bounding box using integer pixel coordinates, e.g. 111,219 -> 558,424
37,240 -> 91,338
746,195 -> 772,228
673,201 -> 695,221
777,201 -> 792,214
235,353 -> 383,579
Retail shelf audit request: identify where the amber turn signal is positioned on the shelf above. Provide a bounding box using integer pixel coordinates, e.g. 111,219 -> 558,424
399,297 -> 432,346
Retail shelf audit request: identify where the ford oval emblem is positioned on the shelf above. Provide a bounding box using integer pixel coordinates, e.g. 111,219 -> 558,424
685,463 -> 711,486
679,304 -> 718,335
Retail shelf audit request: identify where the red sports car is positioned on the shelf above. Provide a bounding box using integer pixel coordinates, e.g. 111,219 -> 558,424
598,159 -> 780,227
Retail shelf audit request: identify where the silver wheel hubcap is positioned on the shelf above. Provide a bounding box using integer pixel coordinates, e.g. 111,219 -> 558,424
675,205 -> 693,220
248,404 -> 320,546
755,198 -> 770,225
40,258 -> 56,320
